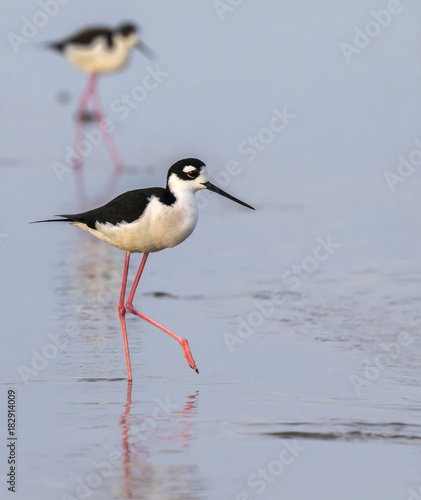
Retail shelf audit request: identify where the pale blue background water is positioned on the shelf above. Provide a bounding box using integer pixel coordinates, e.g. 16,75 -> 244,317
1,1 -> 421,499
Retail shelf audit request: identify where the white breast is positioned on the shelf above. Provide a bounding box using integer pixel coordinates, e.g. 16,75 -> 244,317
65,37 -> 132,74
73,193 -> 199,253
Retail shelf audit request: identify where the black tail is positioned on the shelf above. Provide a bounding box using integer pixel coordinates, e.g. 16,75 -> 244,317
34,41 -> 66,52
49,41 -> 66,52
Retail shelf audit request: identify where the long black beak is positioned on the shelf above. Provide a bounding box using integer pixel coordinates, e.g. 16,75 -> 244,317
135,41 -> 156,60
202,182 -> 255,210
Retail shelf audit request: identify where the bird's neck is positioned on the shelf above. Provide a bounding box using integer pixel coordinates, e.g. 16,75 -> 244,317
115,33 -> 138,50
166,175 -> 199,203
165,178 -> 200,212
166,186 -> 196,206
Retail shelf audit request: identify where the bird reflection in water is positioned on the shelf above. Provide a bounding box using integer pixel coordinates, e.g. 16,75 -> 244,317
119,382 -> 201,499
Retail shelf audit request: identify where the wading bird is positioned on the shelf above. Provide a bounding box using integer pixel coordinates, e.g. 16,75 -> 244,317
34,159 -> 254,380
49,22 -> 153,171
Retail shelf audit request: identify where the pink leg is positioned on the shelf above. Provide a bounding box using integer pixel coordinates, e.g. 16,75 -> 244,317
126,253 -> 199,373
91,82 -> 124,171
121,381 -> 133,498
118,252 -> 133,381
74,73 -> 98,171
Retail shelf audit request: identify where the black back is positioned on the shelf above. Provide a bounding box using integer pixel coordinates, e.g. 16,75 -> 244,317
51,27 -> 114,51
59,188 -> 176,229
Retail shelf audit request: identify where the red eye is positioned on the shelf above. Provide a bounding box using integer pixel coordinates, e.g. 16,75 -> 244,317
187,170 -> 199,179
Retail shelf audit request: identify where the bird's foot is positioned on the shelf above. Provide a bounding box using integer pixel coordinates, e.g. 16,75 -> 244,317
180,338 -> 199,374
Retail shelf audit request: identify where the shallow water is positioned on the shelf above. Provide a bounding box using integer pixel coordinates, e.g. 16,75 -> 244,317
2,2 -> 421,499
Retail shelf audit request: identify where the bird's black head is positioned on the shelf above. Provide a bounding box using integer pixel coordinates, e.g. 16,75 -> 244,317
165,158 -> 254,209
167,158 -> 206,182
118,23 -> 138,37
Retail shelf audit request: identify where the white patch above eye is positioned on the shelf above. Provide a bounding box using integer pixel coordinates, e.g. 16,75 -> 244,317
182,165 -> 197,173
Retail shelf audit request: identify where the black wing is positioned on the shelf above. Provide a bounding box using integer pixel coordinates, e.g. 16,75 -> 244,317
32,188 -> 176,227
59,188 -> 176,229
50,27 -> 114,51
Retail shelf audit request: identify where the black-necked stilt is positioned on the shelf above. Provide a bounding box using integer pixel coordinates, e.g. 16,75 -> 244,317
34,158 -> 254,380
49,23 -> 153,172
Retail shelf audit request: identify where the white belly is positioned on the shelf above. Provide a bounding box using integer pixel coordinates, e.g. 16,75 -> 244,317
73,196 -> 199,253
65,40 -> 130,74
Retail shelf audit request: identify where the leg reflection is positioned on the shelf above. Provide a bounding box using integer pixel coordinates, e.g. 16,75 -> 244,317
119,383 -> 202,498
120,381 -> 133,498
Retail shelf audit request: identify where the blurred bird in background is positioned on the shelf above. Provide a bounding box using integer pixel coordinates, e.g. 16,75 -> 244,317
49,22 -> 154,173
